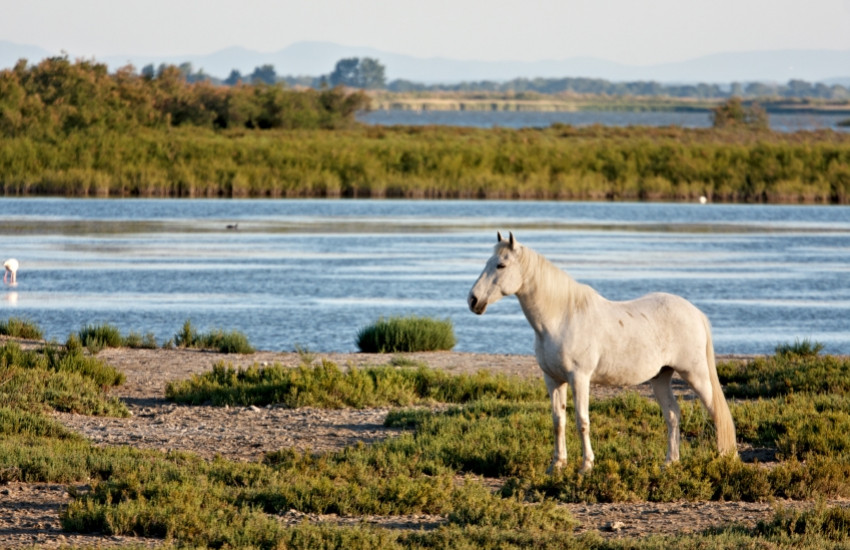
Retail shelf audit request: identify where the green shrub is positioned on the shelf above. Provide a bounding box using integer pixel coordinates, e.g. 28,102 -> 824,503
123,331 -> 158,349
166,360 -> 545,408
775,338 -> 825,358
0,317 -> 43,340
0,342 -> 126,416
173,319 -> 254,354
718,352 -> 850,398
78,323 -> 124,351
356,316 -> 456,353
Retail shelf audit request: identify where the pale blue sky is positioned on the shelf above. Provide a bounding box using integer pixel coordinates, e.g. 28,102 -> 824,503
3,0 -> 850,65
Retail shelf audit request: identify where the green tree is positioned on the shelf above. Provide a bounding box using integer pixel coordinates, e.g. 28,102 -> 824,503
329,57 -> 386,89
356,57 -> 386,89
250,65 -> 277,85
224,69 -> 242,86
711,97 -> 769,130
329,58 -> 359,88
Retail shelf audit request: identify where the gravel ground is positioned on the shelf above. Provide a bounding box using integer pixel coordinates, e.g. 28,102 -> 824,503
1,345 -> 847,547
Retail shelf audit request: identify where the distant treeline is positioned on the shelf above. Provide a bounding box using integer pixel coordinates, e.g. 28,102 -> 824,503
2,57 -> 849,204
385,77 -> 850,101
140,56 -> 850,102
0,57 -> 369,138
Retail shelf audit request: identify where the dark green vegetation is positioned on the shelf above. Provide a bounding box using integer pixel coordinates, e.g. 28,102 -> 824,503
356,316 -> 457,353
0,339 -> 125,417
3,319 -> 850,548
2,58 -> 850,202
77,323 -> 158,352
0,57 -> 368,137
74,320 -> 252,354
172,319 -> 256,354
711,97 -> 769,130
3,122 -> 849,202
166,359 -> 542,407
0,316 -> 43,340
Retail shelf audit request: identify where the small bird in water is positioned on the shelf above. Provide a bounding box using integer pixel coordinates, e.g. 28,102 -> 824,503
699,196 -> 708,204
226,223 -> 239,230
3,258 -> 19,285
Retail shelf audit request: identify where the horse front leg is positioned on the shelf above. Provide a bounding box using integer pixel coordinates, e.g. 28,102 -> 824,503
571,373 -> 595,473
544,374 -> 569,474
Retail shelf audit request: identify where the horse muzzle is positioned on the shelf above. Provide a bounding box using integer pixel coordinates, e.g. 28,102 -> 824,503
468,293 -> 487,315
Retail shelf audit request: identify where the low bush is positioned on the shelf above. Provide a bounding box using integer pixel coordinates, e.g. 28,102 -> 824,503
775,338 -> 825,358
0,317 -> 43,340
123,331 -> 158,349
0,341 -> 126,416
718,349 -> 850,398
356,316 -> 456,353
166,360 -> 545,408
78,323 -> 124,352
172,319 -> 255,354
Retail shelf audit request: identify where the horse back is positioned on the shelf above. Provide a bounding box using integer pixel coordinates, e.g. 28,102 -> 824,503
548,291 -> 710,386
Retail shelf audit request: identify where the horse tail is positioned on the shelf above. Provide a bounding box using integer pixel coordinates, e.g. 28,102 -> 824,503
703,314 -> 738,457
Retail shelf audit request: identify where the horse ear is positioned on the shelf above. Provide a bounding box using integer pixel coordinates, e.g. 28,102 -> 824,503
509,232 -> 516,249
497,231 -> 503,242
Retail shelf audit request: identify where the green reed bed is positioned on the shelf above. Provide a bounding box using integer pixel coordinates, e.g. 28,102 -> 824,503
3,124 -> 850,202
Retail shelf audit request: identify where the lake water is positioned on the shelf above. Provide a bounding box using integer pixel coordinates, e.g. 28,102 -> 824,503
358,110 -> 850,133
1,198 -> 848,356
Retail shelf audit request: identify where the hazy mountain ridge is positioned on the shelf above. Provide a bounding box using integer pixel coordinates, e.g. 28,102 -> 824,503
2,39 -> 848,85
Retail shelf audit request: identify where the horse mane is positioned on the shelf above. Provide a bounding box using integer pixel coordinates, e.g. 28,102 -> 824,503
499,241 -> 597,315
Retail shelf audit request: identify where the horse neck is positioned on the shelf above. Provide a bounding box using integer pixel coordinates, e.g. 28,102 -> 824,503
516,246 -> 595,335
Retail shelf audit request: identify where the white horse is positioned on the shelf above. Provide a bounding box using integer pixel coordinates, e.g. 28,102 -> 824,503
468,232 -> 737,473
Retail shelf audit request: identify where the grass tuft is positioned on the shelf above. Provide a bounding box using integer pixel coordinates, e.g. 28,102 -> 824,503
775,338 -> 825,358
172,319 -> 255,354
0,317 -> 44,340
78,323 -> 124,351
356,316 -> 456,353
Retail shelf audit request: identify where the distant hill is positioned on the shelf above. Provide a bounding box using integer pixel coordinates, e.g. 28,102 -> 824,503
0,40 -> 52,69
2,40 -> 849,85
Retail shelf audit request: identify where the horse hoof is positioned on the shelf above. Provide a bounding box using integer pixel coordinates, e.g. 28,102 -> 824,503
579,462 -> 594,474
546,460 -> 567,475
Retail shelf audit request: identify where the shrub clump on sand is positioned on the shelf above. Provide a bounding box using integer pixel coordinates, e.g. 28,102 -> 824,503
165,359 -> 546,407
356,316 -> 456,353
78,323 -> 124,352
0,317 -> 44,340
0,341 -> 126,416
76,323 -> 158,353
172,319 -> 255,354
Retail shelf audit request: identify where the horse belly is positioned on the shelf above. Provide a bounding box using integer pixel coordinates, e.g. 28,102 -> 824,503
591,355 -> 664,386
590,294 -> 704,385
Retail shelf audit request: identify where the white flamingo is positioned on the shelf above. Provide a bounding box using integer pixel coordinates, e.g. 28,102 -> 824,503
3,258 -> 19,285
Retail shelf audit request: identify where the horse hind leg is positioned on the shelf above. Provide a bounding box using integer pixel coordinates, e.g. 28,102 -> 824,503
649,367 -> 681,464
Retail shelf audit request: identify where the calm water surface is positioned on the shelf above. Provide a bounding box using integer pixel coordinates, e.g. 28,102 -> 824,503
359,110 -> 850,133
1,198 -> 848,355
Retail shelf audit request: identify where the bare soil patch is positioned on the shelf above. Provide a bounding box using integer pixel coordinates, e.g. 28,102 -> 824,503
1,346 -> 845,547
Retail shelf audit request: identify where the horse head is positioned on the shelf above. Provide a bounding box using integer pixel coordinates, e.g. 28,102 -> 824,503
467,232 -> 524,315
